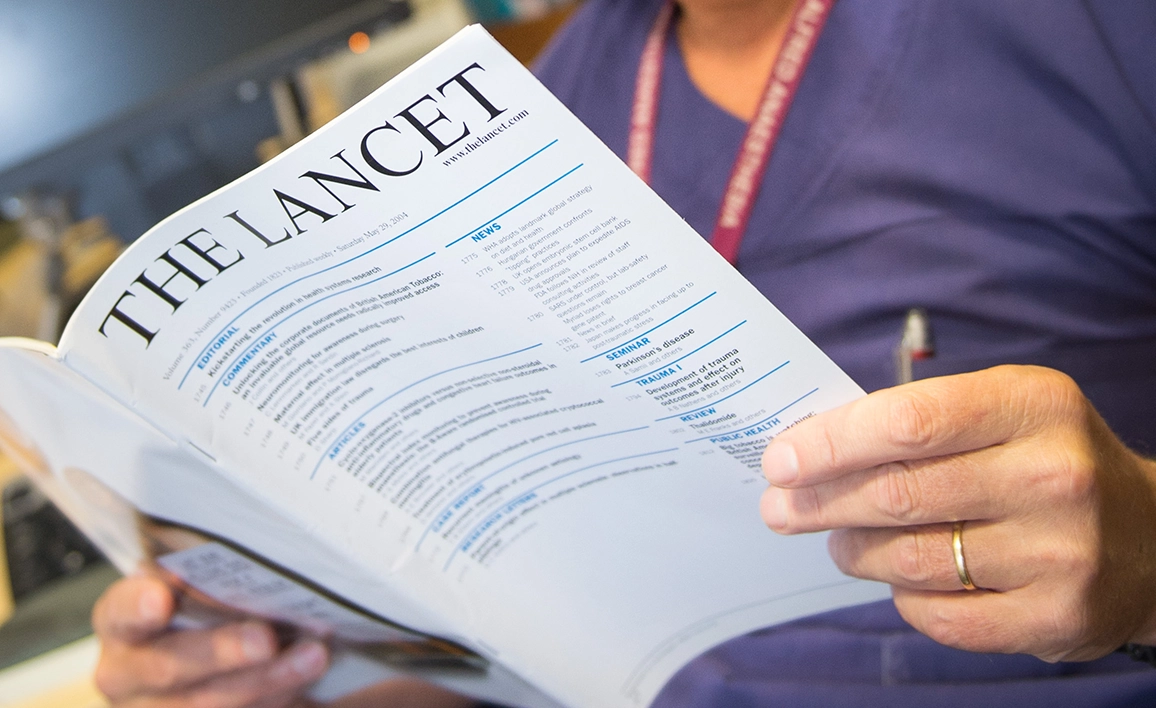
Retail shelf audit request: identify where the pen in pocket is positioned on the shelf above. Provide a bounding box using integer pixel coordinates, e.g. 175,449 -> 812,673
895,308 -> 935,385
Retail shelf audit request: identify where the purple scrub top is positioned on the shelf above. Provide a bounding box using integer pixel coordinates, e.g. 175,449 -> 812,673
533,0 -> 1156,705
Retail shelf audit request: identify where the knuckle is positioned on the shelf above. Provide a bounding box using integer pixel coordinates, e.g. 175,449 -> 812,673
895,593 -> 1011,654
827,530 -> 858,574
886,391 -> 940,450
1028,598 -> 1087,661
891,530 -> 935,585
227,621 -> 275,667
919,603 -> 973,648
806,422 -> 841,474
788,487 -> 822,533
1031,366 -> 1081,403
874,463 -> 921,522
759,489 -> 784,530
189,691 -> 226,708
1056,447 -> 1098,505
762,487 -> 818,534
1020,366 -> 1088,428
1050,538 -> 1097,591
151,651 -> 183,690
92,581 -> 133,636
92,656 -> 121,699
1031,445 -> 1098,508
214,626 -> 248,668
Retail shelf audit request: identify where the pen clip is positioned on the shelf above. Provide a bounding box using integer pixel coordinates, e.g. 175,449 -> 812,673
895,308 -> 934,385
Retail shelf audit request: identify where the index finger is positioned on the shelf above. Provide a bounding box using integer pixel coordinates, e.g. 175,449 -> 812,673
761,366 -> 1038,488
92,575 -> 175,644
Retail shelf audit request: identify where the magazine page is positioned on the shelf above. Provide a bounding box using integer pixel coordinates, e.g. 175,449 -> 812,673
0,341 -> 561,708
58,26 -> 888,707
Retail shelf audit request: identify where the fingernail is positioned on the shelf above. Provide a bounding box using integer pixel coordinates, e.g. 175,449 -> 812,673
276,642 -> 327,682
241,623 -> 274,662
762,441 -> 798,486
138,586 -> 167,623
762,488 -> 788,530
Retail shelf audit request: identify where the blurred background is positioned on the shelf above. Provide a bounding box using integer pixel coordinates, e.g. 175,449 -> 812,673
0,1 -> 576,705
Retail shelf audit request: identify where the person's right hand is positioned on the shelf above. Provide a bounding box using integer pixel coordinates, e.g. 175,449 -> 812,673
92,574 -> 329,707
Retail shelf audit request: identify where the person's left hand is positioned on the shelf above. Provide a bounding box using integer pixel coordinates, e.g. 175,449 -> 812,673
759,365 -> 1156,662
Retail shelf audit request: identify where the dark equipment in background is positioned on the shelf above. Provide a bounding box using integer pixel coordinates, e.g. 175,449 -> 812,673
2,479 -> 103,604
0,0 -> 413,667
0,0 -> 412,242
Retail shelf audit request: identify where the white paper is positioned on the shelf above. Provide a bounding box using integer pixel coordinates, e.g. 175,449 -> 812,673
41,26 -> 888,707
0,342 -> 556,707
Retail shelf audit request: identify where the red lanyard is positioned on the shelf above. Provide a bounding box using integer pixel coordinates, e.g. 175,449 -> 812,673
627,0 -> 835,264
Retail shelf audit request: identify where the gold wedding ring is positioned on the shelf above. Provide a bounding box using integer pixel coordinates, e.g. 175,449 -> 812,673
952,520 -> 978,591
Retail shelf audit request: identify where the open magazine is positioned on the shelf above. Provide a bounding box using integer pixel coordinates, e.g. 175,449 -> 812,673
0,26 -> 888,707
